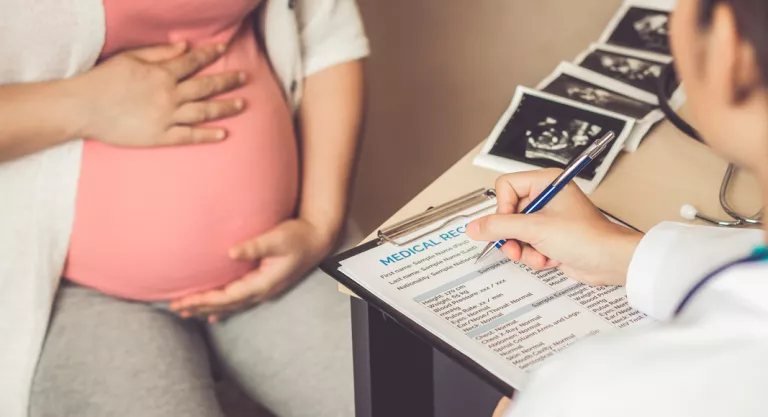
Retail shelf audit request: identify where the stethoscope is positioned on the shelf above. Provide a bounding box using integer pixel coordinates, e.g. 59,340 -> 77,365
657,64 -> 764,227
674,247 -> 768,316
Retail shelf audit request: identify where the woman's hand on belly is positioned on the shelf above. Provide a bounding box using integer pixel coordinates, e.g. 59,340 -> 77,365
168,218 -> 335,321
74,42 -> 247,146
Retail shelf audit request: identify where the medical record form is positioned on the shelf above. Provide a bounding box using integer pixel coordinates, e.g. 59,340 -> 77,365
331,198 -> 653,392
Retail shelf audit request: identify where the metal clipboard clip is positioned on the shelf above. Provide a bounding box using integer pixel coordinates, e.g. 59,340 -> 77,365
377,188 -> 496,247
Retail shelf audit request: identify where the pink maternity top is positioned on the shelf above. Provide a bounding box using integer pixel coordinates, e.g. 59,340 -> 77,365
64,0 -> 299,301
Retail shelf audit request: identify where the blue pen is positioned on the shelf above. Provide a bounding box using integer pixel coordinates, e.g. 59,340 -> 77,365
474,130 -> 616,264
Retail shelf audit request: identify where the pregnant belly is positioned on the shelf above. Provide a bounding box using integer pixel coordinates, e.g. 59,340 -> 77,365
65,94 -> 298,301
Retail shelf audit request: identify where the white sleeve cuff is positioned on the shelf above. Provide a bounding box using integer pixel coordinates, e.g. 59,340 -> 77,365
299,0 -> 371,77
303,38 -> 369,77
626,222 -> 686,320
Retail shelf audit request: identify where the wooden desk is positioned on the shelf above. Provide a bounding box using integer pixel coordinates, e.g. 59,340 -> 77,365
346,118 -> 763,417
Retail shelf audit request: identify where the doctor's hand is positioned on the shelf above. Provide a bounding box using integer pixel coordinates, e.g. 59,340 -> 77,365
169,218 -> 336,322
467,169 -> 643,287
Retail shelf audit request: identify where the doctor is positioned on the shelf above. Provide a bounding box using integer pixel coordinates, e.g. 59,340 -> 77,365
467,0 -> 768,415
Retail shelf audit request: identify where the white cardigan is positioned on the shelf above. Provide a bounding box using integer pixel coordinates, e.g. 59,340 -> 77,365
0,1 -> 369,416
506,223 -> 767,417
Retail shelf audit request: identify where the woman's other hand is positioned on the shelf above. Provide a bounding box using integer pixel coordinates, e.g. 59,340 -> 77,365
492,396 -> 512,417
169,218 -> 337,322
467,169 -> 643,287
74,42 -> 247,146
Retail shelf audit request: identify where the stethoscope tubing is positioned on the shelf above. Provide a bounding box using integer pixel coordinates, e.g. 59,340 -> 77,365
674,252 -> 767,316
658,65 -> 763,227
718,164 -> 763,225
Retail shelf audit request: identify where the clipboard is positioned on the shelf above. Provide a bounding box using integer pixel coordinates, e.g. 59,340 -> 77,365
321,188 -> 639,396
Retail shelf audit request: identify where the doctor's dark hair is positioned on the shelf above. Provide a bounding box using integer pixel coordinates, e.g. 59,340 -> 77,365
698,0 -> 768,86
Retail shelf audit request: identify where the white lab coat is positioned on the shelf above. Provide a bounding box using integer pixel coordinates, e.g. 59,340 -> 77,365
506,221 -> 768,417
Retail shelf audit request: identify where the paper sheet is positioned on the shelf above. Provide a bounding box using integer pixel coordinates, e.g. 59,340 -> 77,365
339,203 -> 653,390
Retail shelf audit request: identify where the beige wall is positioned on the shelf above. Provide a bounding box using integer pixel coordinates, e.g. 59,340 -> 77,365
349,0 -> 624,233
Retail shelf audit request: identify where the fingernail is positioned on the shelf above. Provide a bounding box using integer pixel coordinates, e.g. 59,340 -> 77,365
216,130 -> 227,140
238,72 -> 247,83
467,221 -> 478,236
180,311 -> 190,319
216,44 -> 226,53
234,99 -> 244,110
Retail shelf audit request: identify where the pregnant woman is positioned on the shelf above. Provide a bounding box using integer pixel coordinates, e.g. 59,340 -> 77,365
0,1 -> 368,416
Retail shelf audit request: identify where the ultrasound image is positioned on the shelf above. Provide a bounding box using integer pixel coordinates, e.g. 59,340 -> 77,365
489,93 -> 629,180
606,7 -> 671,55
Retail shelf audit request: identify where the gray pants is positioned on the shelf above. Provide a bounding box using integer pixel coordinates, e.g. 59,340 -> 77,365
29,267 -> 355,417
